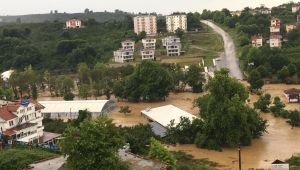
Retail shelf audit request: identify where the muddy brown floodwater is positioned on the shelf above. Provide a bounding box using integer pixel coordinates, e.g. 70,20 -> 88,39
38,84 -> 300,169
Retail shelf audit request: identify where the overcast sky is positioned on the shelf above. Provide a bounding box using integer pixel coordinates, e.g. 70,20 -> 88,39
0,0 -> 295,15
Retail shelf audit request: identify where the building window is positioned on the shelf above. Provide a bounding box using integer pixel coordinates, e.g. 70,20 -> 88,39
9,121 -> 14,126
25,115 -> 29,121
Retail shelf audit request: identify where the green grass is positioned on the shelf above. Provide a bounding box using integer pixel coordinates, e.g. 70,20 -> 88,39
287,154 -> 300,170
0,148 -> 58,170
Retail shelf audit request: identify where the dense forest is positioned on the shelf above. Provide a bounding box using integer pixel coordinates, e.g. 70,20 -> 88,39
200,2 -> 300,84
0,10 -> 131,23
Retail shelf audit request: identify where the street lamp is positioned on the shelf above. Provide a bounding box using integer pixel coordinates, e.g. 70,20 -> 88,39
238,144 -> 242,170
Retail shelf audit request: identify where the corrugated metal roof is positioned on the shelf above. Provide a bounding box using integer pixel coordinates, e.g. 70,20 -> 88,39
39,100 -> 111,113
141,105 -> 197,128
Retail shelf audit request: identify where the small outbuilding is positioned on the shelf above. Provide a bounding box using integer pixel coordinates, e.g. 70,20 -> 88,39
141,105 -> 197,137
39,100 -> 117,119
284,88 -> 300,103
271,159 -> 289,170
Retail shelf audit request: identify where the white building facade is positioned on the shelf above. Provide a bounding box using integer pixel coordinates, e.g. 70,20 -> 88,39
251,35 -> 263,47
142,38 -> 156,49
141,49 -> 155,60
122,40 -> 135,51
270,35 -> 282,48
134,15 -> 157,35
65,19 -> 82,29
0,99 -> 44,143
166,15 -> 187,33
114,50 -> 134,63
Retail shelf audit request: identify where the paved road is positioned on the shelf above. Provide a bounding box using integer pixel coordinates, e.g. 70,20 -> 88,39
29,156 -> 67,170
201,20 -> 244,80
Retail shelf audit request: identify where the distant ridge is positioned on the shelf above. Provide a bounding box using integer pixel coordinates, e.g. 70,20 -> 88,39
0,11 -> 133,23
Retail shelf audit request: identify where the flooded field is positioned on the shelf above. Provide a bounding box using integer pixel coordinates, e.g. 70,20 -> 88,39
38,83 -> 300,169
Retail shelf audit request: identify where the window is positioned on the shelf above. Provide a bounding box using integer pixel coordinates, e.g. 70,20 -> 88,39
25,115 -> 29,121
9,121 -> 14,126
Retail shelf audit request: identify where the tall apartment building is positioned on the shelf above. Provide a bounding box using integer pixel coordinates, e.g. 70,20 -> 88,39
141,49 -> 155,60
114,40 -> 135,63
166,15 -> 187,33
134,15 -> 157,35
0,99 -> 44,143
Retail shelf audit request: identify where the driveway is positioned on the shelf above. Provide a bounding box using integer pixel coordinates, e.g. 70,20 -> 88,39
201,20 -> 244,80
29,156 -> 67,170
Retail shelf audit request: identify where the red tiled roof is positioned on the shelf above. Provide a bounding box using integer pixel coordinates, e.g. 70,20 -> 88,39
3,129 -> 16,136
284,88 -> 300,95
0,107 -> 18,121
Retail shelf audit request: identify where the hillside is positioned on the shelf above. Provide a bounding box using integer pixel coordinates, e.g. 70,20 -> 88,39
0,11 -> 131,23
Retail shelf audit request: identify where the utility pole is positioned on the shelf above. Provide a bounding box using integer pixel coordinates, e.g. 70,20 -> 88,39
238,145 -> 242,170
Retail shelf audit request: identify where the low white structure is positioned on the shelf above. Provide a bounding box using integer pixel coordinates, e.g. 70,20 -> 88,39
292,6 -> 299,13
39,100 -> 117,119
122,40 -> 135,51
141,105 -> 197,137
270,34 -> 282,48
141,49 -> 155,60
65,19 -> 82,29
1,70 -> 14,81
114,49 -> 134,63
0,99 -> 44,143
166,42 -> 182,56
142,38 -> 156,49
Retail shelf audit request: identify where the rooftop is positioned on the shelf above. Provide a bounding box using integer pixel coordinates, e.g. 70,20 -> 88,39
141,105 -> 197,127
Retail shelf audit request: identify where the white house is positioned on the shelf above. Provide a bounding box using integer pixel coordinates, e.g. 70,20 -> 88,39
292,6 -> 299,13
141,105 -> 197,137
141,49 -> 155,60
65,19 -> 82,29
0,99 -> 44,143
251,35 -> 263,47
39,100 -> 117,119
114,49 -> 134,63
270,17 -> 281,33
166,15 -> 187,32
121,40 -> 135,51
270,34 -> 282,48
1,70 -> 14,81
142,38 -> 156,49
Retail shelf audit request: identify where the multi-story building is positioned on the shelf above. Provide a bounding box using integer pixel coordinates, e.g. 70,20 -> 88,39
297,14 -> 300,24
141,49 -> 155,60
114,49 -> 134,63
270,34 -> 282,48
134,15 -> 157,35
162,36 -> 181,47
166,42 -> 182,56
0,99 -> 44,143
142,38 -> 156,49
270,17 -> 281,29
292,6 -> 299,13
251,35 -> 263,47
286,24 -> 297,33
166,15 -> 187,33
65,19 -> 82,29
121,40 -> 135,51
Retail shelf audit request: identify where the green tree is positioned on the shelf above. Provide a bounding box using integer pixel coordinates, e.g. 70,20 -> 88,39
77,63 -> 91,85
186,64 -> 205,93
195,69 -> 267,150
175,28 -> 184,38
119,105 -> 131,116
270,96 -> 286,117
64,92 -> 75,101
71,110 -> 92,127
148,138 -> 176,168
277,66 -> 289,82
254,93 -> 271,112
60,117 -> 129,170
78,84 -> 91,100
248,69 -> 264,90
288,110 -> 300,127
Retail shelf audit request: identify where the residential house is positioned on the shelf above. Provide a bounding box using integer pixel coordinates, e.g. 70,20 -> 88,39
142,38 -> 156,49
166,42 -> 182,56
251,35 -> 263,47
133,15 -> 157,35
284,88 -> 300,103
113,49 -> 134,63
271,160 -> 289,170
121,40 -> 135,51
166,15 -> 187,32
65,19 -> 82,29
140,49 -> 155,60
141,105 -> 196,137
270,33 -> 282,48
292,6 -> 299,13
270,17 -> 281,33
0,99 -> 44,143
286,24 -> 297,33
